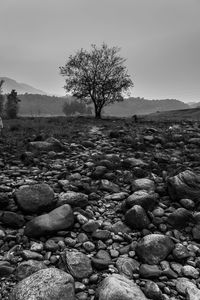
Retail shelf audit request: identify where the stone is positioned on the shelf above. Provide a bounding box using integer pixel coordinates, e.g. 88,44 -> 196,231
182,265 -> 199,279
192,225 -> 200,240
116,257 -> 140,278
172,243 -> 190,260
15,260 -> 47,281
24,204 -> 74,237
131,178 -> 155,192
139,264 -> 162,278
125,190 -> 158,211
29,137 -> 65,152
0,211 -> 25,228
167,208 -> 193,228
57,192 -> 88,208
92,250 -> 112,270
92,166 -> 107,179
10,268 -> 74,300
143,281 -> 163,300
136,234 -> 174,264
175,277 -> 198,295
110,221 -> 131,234
180,198 -> 195,210
92,230 -> 111,240
82,220 -> 100,233
96,274 -> 148,300
21,250 -> 43,260
15,183 -> 55,213
100,180 -> 120,193
0,261 -> 15,278
62,250 -> 93,279
167,170 -> 200,203
123,158 -> 147,168
186,286 -> 200,300
125,205 -> 150,229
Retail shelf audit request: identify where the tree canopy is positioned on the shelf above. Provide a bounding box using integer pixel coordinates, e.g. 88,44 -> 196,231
60,43 -> 133,118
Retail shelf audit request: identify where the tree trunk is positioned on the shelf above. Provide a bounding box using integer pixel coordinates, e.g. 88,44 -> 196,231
94,106 -> 102,119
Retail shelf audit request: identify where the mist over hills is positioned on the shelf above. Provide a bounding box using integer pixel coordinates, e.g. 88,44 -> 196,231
105,97 -> 189,117
17,94 -> 190,117
0,76 -> 194,117
0,77 -> 46,95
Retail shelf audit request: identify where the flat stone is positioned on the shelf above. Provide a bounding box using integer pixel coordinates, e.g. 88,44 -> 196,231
57,191 -> 88,208
24,204 -> 74,237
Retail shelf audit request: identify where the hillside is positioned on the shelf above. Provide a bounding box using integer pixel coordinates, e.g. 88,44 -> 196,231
16,94 -> 190,117
105,97 -> 189,117
0,77 -> 46,95
144,107 -> 200,121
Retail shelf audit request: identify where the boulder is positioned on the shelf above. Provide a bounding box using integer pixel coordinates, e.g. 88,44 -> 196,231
24,204 -> 74,237
29,137 -> 65,152
116,257 -> 140,278
136,234 -> 174,264
62,250 -> 93,279
10,268 -> 74,300
96,274 -> 148,300
15,183 -> 55,213
167,208 -> 193,229
167,170 -> 200,203
131,178 -> 155,192
125,205 -> 150,230
125,190 -> 158,211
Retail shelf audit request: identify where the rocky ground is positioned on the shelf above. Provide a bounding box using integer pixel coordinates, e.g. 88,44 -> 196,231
1,117 -> 200,299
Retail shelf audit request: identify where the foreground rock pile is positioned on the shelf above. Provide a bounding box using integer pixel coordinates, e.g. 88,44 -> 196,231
1,119 -> 200,299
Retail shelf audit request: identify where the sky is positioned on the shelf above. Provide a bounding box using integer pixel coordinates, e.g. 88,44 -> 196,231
0,0 -> 200,102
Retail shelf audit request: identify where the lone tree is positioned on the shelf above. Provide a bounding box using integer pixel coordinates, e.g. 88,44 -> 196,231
60,43 -> 133,118
5,89 -> 20,119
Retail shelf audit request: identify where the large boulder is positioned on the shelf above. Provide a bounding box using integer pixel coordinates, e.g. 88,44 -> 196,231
167,170 -> 200,203
61,250 -> 93,279
10,268 -> 74,300
136,234 -> 174,265
29,137 -> 65,152
15,183 -> 55,213
57,191 -> 88,208
24,204 -> 74,237
96,274 -> 148,300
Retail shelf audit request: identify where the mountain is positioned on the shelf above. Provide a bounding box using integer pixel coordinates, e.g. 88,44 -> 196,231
0,77 -> 46,95
104,97 -> 190,117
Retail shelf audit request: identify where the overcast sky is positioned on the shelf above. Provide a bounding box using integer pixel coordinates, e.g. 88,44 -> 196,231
0,0 -> 200,102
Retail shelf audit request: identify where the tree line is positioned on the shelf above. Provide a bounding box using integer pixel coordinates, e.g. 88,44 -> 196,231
0,80 -> 20,118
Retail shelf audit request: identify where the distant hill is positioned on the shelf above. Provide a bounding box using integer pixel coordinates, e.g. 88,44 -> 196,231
0,77 -> 46,95
104,97 -> 189,117
189,102 -> 200,108
16,95 -> 191,117
144,107 -> 200,121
